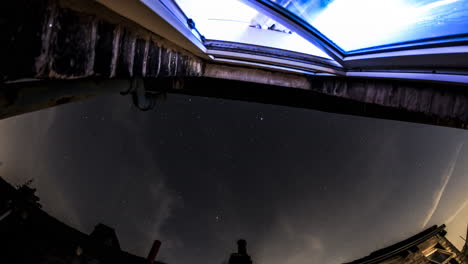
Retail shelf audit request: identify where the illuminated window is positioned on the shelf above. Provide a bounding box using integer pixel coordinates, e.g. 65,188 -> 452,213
173,0 -> 331,58
266,0 -> 468,52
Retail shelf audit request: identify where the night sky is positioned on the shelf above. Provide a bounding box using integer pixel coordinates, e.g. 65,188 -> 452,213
1,93 -> 468,264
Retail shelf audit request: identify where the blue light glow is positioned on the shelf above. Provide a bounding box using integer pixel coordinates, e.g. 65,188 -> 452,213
270,0 -> 468,51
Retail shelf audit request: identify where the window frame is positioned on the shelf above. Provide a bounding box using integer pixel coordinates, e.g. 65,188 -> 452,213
139,0 -> 206,52
424,248 -> 456,264
204,40 -> 344,75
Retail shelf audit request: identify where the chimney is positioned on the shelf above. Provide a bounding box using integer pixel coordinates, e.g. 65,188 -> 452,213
147,240 -> 162,264
462,224 -> 468,261
237,239 -> 248,256
229,239 -> 252,264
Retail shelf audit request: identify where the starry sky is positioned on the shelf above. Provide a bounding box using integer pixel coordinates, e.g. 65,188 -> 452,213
1,93 -> 468,264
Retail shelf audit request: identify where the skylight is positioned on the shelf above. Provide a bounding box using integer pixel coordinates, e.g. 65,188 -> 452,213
173,0 -> 331,58
266,0 -> 468,52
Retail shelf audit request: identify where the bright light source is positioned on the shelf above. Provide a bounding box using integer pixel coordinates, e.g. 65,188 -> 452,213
287,0 -> 466,51
174,0 -> 331,58
314,0 -> 419,50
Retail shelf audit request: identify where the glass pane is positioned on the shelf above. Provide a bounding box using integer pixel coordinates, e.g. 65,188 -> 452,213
267,0 -> 468,52
174,0 -> 331,58
427,250 -> 452,263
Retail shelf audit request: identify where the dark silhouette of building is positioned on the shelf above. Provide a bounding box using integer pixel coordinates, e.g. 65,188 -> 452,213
4,175 -> 468,264
347,225 -> 468,264
0,177 -> 165,264
462,225 -> 468,263
228,239 -> 253,264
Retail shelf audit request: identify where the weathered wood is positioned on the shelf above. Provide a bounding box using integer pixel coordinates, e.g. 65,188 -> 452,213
1,0 -> 203,81
203,64 -> 312,90
309,77 -> 468,126
0,0 -> 48,81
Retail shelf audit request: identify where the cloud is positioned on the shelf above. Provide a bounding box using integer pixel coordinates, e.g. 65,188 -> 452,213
422,141 -> 464,228
446,199 -> 468,225
0,107 -> 85,231
258,215 -> 325,264
126,165 -> 180,257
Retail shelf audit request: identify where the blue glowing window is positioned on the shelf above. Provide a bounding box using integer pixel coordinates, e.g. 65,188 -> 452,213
173,0 -> 331,58
266,0 -> 468,52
